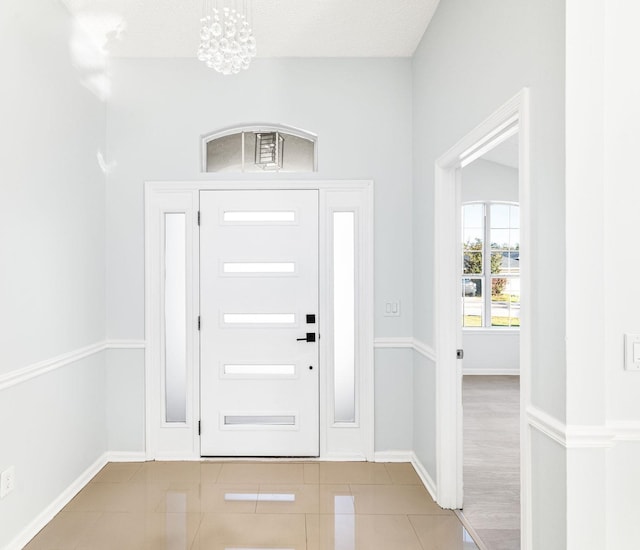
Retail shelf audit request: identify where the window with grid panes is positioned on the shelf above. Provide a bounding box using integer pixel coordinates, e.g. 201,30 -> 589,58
462,202 -> 520,328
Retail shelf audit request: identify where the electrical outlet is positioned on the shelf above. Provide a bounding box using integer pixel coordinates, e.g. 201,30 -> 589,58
1,466 -> 15,498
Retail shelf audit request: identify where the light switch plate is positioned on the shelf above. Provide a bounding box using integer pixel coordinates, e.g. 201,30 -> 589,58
384,301 -> 401,317
0,466 -> 15,498
624,334 -> 640,370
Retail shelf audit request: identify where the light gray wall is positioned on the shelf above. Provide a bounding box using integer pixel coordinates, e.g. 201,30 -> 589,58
462,159 -> 519,374
413,352 -> 437,478
461,158 -> 518,203
375,349 -> 414,451
463,331 -> 519,374
106,349 -> 145,452
412,0 -> 566,544
0,0 -> 108,546
105,57 -> 415,452
0,1 -> 107,371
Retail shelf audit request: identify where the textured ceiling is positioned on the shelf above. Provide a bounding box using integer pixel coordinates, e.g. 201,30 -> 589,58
61,0 -> 440,58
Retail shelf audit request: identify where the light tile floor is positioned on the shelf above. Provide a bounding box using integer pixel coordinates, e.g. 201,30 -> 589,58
25,461 -> 480,550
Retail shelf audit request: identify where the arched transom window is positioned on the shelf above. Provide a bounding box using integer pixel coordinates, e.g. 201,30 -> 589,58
201,125 -> 317,173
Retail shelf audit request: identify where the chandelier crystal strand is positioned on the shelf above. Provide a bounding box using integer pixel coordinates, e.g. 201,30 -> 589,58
198,0 -> 256,75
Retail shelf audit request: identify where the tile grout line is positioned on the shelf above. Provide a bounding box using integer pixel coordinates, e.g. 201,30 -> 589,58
406,513 -> 429,550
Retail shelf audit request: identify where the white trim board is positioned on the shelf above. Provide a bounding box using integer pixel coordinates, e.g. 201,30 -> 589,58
374,337 -> 414,349
526,406 -> 640,448
374,450 -> 414,462
0,342 -> 107,392
409,452 -> 438,502
463,369 -> 520,376
106,340 -> 147,349
413,339 -> 437,362
374,337 -> 437,362
145,181 -> 375,462
0,340 -> 147,392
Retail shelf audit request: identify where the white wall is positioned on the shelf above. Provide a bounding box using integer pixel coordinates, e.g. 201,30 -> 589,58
566,0 -> 640,547
462,159 -> 520,374
463,331 -> 519,375
105,58 -> 415,453
603,1 -> 640,545
0,0 -> 108,546
461,158 -> 519,203
412,0 -> 566,546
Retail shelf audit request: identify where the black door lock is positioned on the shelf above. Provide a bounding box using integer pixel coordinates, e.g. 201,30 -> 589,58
297,332 -> 316,343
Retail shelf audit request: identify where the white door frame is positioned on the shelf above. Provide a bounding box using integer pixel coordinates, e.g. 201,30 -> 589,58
433,90 -> 531,546
144,180 -> 374,462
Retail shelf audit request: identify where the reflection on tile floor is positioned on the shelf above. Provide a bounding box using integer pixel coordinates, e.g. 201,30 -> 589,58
25,461 -> 480,550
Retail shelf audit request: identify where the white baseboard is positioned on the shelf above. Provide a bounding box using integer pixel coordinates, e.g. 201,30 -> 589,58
106,451 -> 147,462
5,453 -> 109,550
409,452 -> 438,502
5,451 -> 150,550
374,451 -> 414,463
463,369 -> 520,376
153,453 -> 202,461
320,452 -> 368,462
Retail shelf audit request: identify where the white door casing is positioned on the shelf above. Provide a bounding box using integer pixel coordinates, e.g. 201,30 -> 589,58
434,90 -> 530,547
199,189 -> 319,456
144,181 -> 374,461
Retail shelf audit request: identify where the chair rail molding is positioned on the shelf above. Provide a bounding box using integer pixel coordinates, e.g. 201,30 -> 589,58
373,337 -> 437,362
526,405 -> 640,448
0,340 -> 148,391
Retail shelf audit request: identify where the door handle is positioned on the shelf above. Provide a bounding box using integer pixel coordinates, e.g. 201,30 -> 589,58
297,332 -> 316,343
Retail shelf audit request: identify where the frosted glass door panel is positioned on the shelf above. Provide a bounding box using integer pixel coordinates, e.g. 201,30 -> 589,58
223,211 -> 296,223
333,212 -> 356,423
223,313 -> 296,325
223,415 -> 296,426
164,213 -> 187,423
223,364 -> 296,376
223,262 -> 296,274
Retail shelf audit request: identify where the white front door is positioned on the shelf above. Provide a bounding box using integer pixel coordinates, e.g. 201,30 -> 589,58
199,189 -> 319,456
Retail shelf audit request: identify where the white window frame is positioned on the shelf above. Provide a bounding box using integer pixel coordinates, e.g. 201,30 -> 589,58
462,200 -> 520,330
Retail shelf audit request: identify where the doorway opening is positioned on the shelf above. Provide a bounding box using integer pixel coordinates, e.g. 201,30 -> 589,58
433,89 -> 530,548
459,136 -> 521,549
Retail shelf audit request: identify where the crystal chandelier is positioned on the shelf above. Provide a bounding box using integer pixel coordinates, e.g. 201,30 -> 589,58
197,0 -> 257,75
